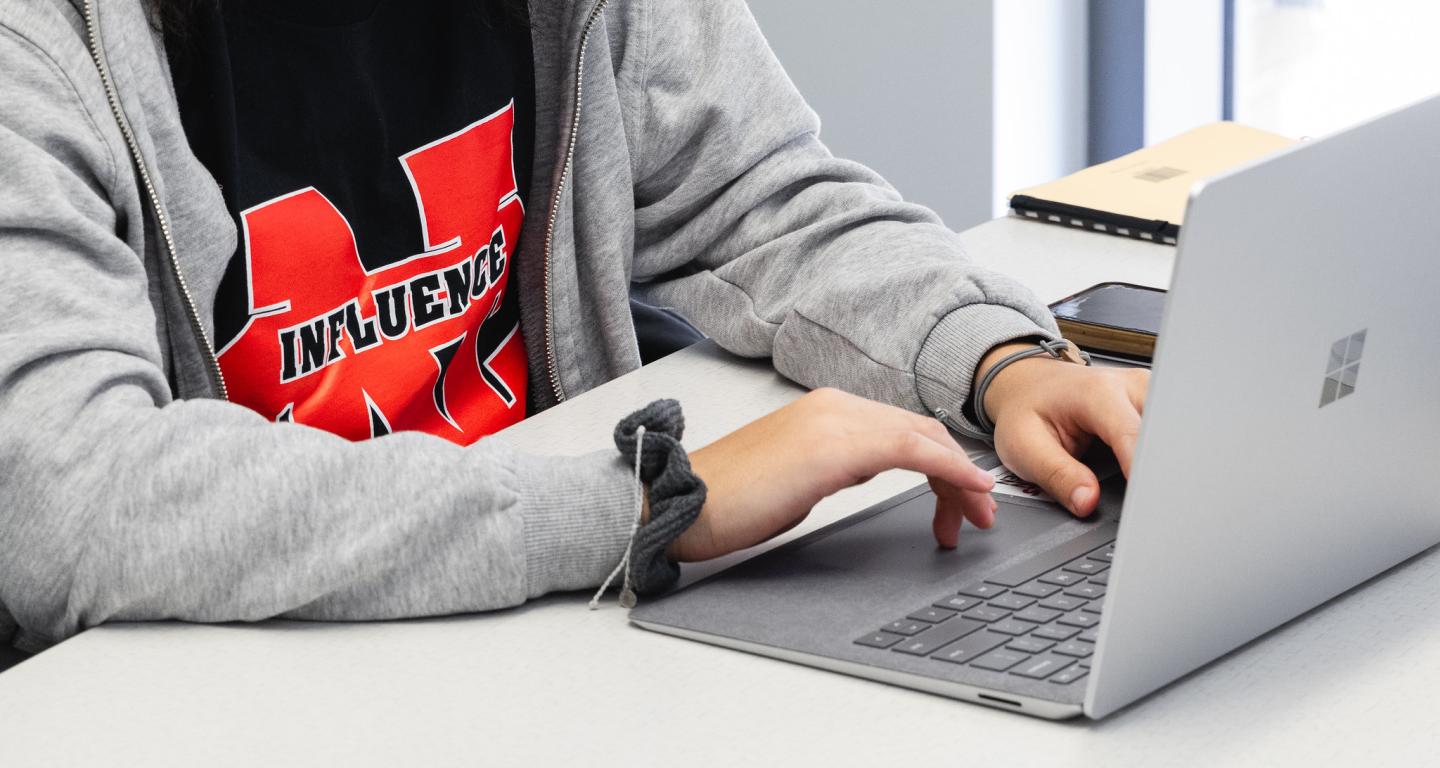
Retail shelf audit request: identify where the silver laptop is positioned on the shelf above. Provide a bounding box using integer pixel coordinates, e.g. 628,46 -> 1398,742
631,94 -> 1440,719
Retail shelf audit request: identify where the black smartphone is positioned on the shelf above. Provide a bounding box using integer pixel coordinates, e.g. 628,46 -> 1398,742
1048,282 -> 1167,364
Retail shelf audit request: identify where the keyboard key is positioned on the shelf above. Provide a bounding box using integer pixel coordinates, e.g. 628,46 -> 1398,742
883,620 -> 928,636
932,630 -> 1011,665
1056,611 -> 1101,629
1089,571 -> 1110,586
988,619 -> 1034,636
1078,658 -> 1093,668
1077,627 -> 1099,643
1086,546 -> 1115,563
1039,594 -> 1088,612
1032,624 -> 1081,641
1063,559 -> 1108,576
1053,641 -> 1094,658
891,618 -> 986,656
984,528 -> 1120,587
1013,581 -> 1062,598
963,606 -> 1011,623
1087,597 -> 1106,614
971,649 -> 1031,672
1010,653 -> 1075,680
988,593 -> 1036,611
908,607 -> 957,623
958,583 -> 1007,599
1050,666 -> 1089,685
1013,606 -> 1063,624
854,631 -> 905,649
933,595 -> 982,612
1065,584 -> 1106,600
1038,570 -> 1085,587
1006,637 -> 1054,654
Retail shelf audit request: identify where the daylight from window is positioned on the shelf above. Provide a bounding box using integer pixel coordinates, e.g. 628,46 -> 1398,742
1233,0 -> 1440,138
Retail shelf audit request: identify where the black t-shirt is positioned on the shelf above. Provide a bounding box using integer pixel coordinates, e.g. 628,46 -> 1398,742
169,0 -> 535,444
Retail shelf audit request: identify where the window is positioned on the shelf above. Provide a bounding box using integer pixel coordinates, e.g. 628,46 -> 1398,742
1090,0 -> 1440,164
1232,0 -> 1440,137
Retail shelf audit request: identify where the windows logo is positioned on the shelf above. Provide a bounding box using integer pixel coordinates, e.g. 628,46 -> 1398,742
1320,330 -> 1366,407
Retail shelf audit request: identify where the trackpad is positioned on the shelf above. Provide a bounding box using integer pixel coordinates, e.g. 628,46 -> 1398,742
798,492 -> 1068,584
632,487 -> 1087,652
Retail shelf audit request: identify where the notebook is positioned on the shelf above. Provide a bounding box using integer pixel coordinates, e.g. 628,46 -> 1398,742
1009,122 -> 1296,245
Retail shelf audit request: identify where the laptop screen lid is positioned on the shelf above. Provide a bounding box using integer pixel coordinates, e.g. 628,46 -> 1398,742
1085,95 -> 1440,718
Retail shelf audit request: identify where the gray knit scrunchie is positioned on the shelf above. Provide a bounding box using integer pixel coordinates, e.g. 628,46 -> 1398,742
611,399 -> 707,599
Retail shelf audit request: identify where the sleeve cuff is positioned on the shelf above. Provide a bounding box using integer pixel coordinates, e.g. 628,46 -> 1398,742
914,303 -> 1059,438
517,450 -> 638,598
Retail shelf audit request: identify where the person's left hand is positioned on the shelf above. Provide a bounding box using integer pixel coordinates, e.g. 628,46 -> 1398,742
979,341 -> 1150,517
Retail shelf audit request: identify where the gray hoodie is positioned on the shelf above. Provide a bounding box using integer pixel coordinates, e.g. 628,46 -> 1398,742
0,0 -> 1059,652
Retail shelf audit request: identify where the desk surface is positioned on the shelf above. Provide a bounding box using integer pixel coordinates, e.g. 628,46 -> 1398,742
3,217 -> 1435,766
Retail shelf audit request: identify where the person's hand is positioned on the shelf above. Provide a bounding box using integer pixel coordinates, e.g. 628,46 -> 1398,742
979,341 -> 1149,517
672,388 -> 996,562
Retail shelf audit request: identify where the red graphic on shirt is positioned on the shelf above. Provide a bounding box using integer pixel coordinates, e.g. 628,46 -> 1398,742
217,101 -> 528,444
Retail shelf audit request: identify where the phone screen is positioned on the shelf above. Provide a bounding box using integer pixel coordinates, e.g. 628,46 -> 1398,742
1050,283 -> 1166,335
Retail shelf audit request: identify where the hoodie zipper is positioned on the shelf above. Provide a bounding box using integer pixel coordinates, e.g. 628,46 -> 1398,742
82,0 -> 228,401
540,0 -> 610,405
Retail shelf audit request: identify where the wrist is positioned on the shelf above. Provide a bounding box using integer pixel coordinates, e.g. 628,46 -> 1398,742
665,455 -> 716,562
974,339 -> 1084,429
976,341 -> 1039,382
607,399 -> 707,596
973,340 -> 1043,426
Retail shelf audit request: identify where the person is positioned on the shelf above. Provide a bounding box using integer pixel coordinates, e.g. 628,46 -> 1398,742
0,0 -> 1147,655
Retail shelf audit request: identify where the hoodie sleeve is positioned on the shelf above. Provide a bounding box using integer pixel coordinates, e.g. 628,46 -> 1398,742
627,0 -> 1061,434
0,28 -> 634,652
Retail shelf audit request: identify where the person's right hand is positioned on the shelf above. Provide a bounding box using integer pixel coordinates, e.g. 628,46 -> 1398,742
672,388 -> 996,562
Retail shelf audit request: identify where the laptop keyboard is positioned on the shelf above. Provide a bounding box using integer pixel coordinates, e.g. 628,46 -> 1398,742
853,525 -> 1116,685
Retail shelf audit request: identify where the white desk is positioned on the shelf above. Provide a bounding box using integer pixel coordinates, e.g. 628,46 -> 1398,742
2,217 -> 1436,766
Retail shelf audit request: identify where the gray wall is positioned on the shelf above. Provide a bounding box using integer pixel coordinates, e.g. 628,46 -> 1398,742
747,0 -> 997,232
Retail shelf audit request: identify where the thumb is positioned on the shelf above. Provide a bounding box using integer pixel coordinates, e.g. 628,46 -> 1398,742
995,416 -> 1101,517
